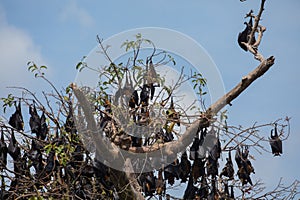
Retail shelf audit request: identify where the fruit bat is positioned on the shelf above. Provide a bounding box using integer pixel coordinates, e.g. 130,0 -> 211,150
190,137 -> 200,160
242,146 -> 255,174
147,59 -> 159,100
235,147 -> 243,168
123,70 -> 134,98
209,136 -> 221,161
45,150 -> 56,173
128,90 -> 139,122
191,157 -> 205,181
155,170 -> 165,195
237,166 -> 253,185
8,100 -> 24,131
29,104 -> 41,137
128,90 -> 139,109
166,97 -> 180,126
7,130 -> 20,160
183,176 -> 197,200
269,124 -> 283,156
220,151 -> 234,180
65,103 -> 77,134
140,84 -> 150,107
206,155 -> 218,177
230,185 -> 234,198
224,181 -> 230,197
238,15 -> 256,51
13,151 -> 29,177
196,176 -> 209,199
29,140 -> 43,175
207,176 -> 219,200
164,160 -> 180,186
72,144 -> 84,166
235,146 -> 254,185
131,136 -> 142,147
190,128 -> 206,161
178,152 -> 191,183
40,111 -> 48,140
0,176 -> 9,199
145,171 -> 156,196
138,171 -> 156,196
0,129 -> 8,169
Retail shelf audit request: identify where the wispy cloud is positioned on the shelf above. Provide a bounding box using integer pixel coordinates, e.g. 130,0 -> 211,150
0,5 -> 47,102
60,0 -> 94,28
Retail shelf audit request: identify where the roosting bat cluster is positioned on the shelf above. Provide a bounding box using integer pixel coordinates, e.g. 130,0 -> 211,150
0,1 -> 297,199
0,59 -> 287,200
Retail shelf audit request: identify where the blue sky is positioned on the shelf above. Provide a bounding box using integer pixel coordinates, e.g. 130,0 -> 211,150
0,0 -> 299,197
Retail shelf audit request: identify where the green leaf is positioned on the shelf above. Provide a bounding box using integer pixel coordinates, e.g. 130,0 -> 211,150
65,86 -> 71,94
63,96 -> 69,101
193,83 -> 198,89
79,66 -> 85,72
44,144 -> 53,154
76,62 -> 82,70
136,33 -> 142,39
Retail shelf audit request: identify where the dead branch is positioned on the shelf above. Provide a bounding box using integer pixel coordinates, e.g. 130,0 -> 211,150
243,0 -> 267,62
72,55 -> 275,158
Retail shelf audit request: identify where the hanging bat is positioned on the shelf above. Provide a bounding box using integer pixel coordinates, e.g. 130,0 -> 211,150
178,152 -> 191,183
206,155 -> 218,177
155,169 -> 165,195
72,144 -> 84,165
164,160 -> 180,186
224,181 -> 230,197
140,84 -> 150,107
166,97 -> 180,126
128,90 -> 139,109
131,136 -> 142,147
29,140 -> 43,175
269,124 -> 283,156
237,166 -> 253,185
123,69 -> 134,97
238,14 -> 256,51
44,150 -> 56,173
230,185 -> 235,198
40,111 -> 48,140
236,146 -> 255,185
0,129 -> 8,169
235,147 -> 243,168
8,100 -> 24,131
196,176 -> 209,199
65,103 -> 76,134
7,130 -> 21,160
183,176 -> 197,200
29,104 -> 41,137
190,137 -> 200,160
220,151 -> 234,180
147,59 -> 159,100
209,136 -> 221,161
191,157 -> 205,181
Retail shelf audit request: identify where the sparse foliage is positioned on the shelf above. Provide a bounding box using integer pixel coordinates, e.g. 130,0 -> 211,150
0,1 -> 299,200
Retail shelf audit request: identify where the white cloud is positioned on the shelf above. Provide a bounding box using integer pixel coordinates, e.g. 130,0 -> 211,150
0,6 -> 47,101
60,0 -> 94,28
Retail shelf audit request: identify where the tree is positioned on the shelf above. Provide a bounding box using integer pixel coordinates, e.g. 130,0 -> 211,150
0,0 -> 299,199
